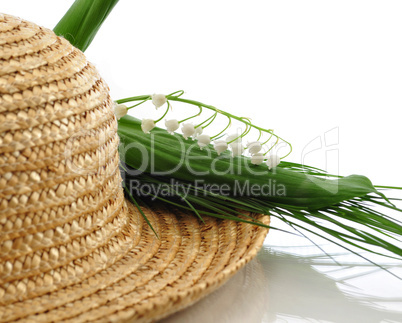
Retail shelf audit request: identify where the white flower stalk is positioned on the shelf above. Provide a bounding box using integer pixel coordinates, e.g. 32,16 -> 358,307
181,123 -> 195,139
250,153 -> 264,165
247,141 -> 262,155
151,94 -> 167,109
193,126 -> 203,138
197,134 -> 211,150
266,154 -> 281,169
141,119 -> 155,134
165,119 -> 179,134
214,140 -> 228,155
231,142 -> 244,157
114,103 -> 127,120
226,134 -> 242,144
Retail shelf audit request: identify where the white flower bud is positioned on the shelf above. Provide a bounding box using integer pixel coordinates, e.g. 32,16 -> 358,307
197,134 -> 211,150
193,126 -> 203,138
247,141 -> 262,155
226,134 -> 242,144
250,153 -> 264,165
165,119 -> 179,134
266,154 -> 281,169
114,103 -> 127,120
231,142 -> 244,157
141,119 -> 155,134
181,123 -> 195,139
151,94 -> 167,109
214,140 -> 228,155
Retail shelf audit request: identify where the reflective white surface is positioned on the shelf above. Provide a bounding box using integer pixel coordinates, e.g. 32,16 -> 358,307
162,243 -> 402,323
162,222 -> 402,323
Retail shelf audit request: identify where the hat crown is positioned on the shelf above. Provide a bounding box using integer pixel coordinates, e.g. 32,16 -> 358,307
0,13 -> 130,304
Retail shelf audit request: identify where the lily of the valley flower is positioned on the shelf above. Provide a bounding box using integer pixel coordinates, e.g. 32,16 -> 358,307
165,119 -> 179,134
231,142 -> 244,157
197,134 -> 211,150
181,123 -> 195,139
151,94 -> 167,109
214,140 -> 228,155
194,126 -> 203,138
266,154 -> 281,169
114,103 -> 127,120
247,141 -> 262,155
141,119 -> 155,134
250,153 -> 264,165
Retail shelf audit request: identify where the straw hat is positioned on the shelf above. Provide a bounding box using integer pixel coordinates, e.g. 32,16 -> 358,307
0,13 -> 270,322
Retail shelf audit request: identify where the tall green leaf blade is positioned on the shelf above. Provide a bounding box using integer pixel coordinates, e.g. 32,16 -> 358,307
53,0 -> 119,52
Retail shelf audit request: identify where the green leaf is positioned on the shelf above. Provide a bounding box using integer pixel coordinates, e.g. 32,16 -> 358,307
118,115 -> 376,209
54,0 -> 119,52
118,115 -> 402,264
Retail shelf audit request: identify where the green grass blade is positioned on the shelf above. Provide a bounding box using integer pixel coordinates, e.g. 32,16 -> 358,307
123,183 -> 159,238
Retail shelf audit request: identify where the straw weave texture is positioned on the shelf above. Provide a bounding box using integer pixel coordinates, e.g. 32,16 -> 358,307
0,13 -> 270,322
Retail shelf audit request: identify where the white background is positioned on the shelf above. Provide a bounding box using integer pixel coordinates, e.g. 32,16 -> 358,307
2,1 -> 402,322
3,0 -> 401,186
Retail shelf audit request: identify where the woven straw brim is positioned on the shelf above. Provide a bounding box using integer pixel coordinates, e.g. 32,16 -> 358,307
3,202 -> 269,322
0,13 -> 270,322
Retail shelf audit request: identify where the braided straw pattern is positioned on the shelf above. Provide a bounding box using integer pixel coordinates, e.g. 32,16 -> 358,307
0,13 -> 270,322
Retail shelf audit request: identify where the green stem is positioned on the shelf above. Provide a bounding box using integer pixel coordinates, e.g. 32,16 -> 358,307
168,96 -> 292,158
264,137 -> 279,156
242,121 -> 252,138
117,93 -> 293,158
54,0 -> 120,52
197,111 -> 218,129
262,133 -> 274,145
167,90 -> 184,97
127,98 -> 150,110
210,116 -> 232,140
257,129 -> 263,141
154,102 -> 171,123
178,106 -> 202,123
227,121 -> 251,145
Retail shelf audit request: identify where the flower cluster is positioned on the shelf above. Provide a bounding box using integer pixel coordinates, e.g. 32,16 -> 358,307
115,92 -> 284,170
223,136 -> 280,169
